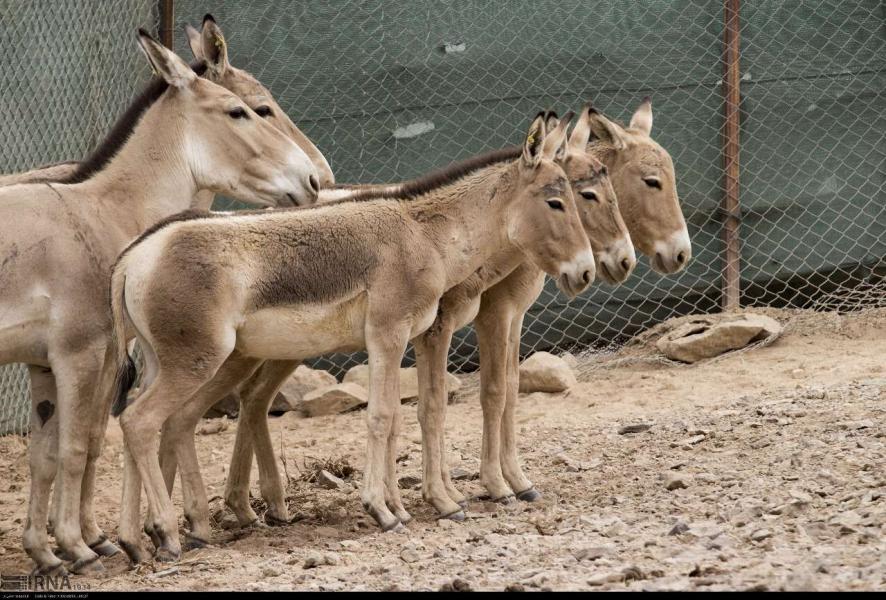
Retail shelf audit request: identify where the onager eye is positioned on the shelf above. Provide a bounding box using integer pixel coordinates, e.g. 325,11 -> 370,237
254,105 -> 273,118
546,199 -> 565,211
580,190 -> 599,202
643,176 -> 662,190
227,107 -> 249,120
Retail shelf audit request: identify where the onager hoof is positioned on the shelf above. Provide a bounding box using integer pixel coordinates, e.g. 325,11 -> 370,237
393,508 -> 413,525
143,524 -> 163,550
438,508 -> 466,522
52,547 -> 75,562
154,545 -> 181,563
31,560 -> 68,578
263,512 -> 296,527
89,536 -> 122,558
69,555 -> 105,575
119,540 -> 147,565
383,519 -> 406,533
493,494 -> 517,505
241,518 -> 267,531
457,499 -> 469,509
515,487 -> 542,503
182,533 -> 209,552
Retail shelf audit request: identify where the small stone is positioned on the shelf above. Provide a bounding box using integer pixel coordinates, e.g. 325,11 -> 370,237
573,546 -> 612,561
618,422 -> 654,435
398,475 -> 422,488
587,571 -> 623,586
440,578 -> 473,592
196,418 -> 228,435
400,548 -> 421,564
518,351 -> 577,393
450,467 -> 476,481
665,473 -> 691,490
298,383 -> 368,417
671,434 -> 706,448
323,552 -> 341,566
317,469 -> 350,491
263,566 -> 281,578
303,552 -> 325,568
339,540 -> 362,551
749,528 -> 772,542
220,514 -> 240,530
668,520 -> 690,536
505,583 -> 526,592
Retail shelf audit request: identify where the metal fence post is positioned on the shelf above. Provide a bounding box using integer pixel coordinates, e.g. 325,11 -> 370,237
722,0 -> 741,310
159,0 -> 175,48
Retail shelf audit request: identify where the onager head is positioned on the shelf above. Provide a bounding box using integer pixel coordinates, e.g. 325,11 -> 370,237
588,98 -> 691,274
507,112 -> 596,298
185,14 -> 334,188
137,30 -> 319,207
546,109 -> 636,285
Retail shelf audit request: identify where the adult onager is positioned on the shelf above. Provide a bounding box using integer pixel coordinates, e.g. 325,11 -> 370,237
145,110 -> 634,547
109,113 -> 596,562
0,29 -> 319,575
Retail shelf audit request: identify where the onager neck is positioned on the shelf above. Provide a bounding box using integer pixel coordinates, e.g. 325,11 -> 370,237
71,95 -> 207,236
402,160 -> 518,289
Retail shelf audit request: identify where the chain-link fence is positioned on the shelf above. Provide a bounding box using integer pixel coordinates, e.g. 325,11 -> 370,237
1,0 -> 884,434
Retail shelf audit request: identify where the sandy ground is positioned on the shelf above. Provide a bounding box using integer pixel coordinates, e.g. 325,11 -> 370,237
1,307 -> 884,591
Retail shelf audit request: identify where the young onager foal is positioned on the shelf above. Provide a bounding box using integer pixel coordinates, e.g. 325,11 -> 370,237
109,113 -> 596,562
0,30 -> 319,575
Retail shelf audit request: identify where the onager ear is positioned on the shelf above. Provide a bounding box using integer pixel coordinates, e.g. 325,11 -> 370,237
185,23 -> 204,60
137,29 -> 197,88
200,14 -> 230,78
568,103 -> 594,154
522,112 -> 547,168
587,106 -> 630,150
542,110 -> 574,161
629,96 -> 653,135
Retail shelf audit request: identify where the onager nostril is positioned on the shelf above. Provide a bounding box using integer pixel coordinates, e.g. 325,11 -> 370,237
582,270 -> 591,284
676,251 -> 686,264
620,258 -> 631,272
308,174 -> 320,194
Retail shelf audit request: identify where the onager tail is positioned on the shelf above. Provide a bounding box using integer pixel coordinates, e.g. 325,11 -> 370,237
110,263 -> 137,417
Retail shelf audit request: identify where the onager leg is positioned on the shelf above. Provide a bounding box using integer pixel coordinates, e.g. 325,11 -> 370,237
119,367 -> 216,563
415,327 -> 466,520
22,366 -> 66,575
500,313 -> 540,501
226,360 -> 300,528
160,352 -> 262,548
361,323 -> 410,532
474,303 -> 516,503
51,344 -> 108,574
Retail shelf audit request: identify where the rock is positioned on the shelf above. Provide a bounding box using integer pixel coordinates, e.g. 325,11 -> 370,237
505,583 -> 526,592
573,546 -> 612,561
303,552 -> 326,569
450,467 -> 477,481
618,422 -> 654,435
197,418 -> 229,435
219,514 -> 240,531
339,540 -> 362,551
749,528 -> 772,542
400,548 -> 421,563
317,470 -> 351,491
656,314 -> 782,363
204,392 -> 241,418
323,552 -> 341,566
664,473 -> 692,490
518,352 -> 577,393
668,520 -> 690,536
398,475 -> 422,488
440,578 -> 473,592
344,365 -> 461,402
281,365 -> 337,399
587,571 -> 623,586
296,383 -> 368,417
263,566 -> 281,578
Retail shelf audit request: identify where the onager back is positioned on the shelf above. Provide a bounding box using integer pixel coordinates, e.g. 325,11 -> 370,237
109,113 -> 595,563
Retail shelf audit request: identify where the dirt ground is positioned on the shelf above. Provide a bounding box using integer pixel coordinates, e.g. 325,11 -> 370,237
1,307 -> 884,591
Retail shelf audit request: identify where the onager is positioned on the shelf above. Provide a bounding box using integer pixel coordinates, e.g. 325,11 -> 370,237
144,110 -> 634,546
109,113 -> 596,562
0,29 -> 319,575
416,99 -> 692,513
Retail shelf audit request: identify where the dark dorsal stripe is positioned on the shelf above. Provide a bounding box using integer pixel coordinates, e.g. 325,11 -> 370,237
63,61 -> 209,184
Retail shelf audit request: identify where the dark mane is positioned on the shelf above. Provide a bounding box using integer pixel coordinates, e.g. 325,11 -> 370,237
345,145 -> 522,202
63,61 -> 208,184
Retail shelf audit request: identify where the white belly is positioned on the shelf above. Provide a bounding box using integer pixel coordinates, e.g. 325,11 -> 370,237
236,294 -> 368,360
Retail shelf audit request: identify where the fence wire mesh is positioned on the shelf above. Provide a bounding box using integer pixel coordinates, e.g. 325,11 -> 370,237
1,0 -> 884,434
